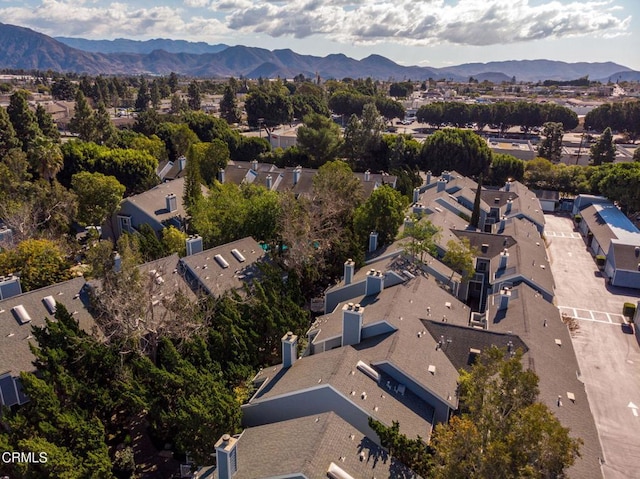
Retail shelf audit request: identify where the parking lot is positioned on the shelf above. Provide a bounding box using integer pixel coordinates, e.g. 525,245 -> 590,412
545,213 -> 640,479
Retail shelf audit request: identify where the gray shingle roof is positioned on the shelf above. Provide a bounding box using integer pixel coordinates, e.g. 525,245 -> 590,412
179,237 -> 265,297
212,412 -> 420,479
119,177 -> 191,224
0,277 -> 96,377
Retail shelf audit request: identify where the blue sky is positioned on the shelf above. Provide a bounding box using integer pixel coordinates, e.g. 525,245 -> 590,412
1,0 -> 639,70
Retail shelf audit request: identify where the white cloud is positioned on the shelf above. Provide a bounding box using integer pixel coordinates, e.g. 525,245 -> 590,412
0,0 -> 629,46
220,0 -> 630,46
0,0 -> 231,41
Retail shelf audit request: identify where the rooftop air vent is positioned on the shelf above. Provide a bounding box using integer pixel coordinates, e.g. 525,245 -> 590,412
43,295 -> 56,314
214,254 -> 230,269
12,305 -> 31,324
231,249 -> 246,262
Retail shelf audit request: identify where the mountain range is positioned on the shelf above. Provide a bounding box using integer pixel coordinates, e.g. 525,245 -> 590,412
1,22 -> 639,83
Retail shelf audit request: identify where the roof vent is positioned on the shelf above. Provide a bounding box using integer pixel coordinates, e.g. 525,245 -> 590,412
356,360 -> 380,382
43,295 -> 57,314
214,254 -> 230,269
231,249 -> 246,262
12,305 -> 31,324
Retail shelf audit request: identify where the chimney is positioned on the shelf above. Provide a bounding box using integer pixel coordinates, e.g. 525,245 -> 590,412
186,235 -> 203,256
426,170 -> 432,185
368,232 -> 378,252
498,288 -> 511,310
178,156 -> 186,172
499,215 -> 507,232
364,170 -> 371,182
113,252 -> 122,273
281,331 -> 298,368
365,269 -> 384,296
215,434 -> 239,479
344,259 -> 355,285
404,216 -> 414,230
412,187 -> 420,204
505,180 -> 511,192
218,168 -> 225,183
442,170 -> 453,182
293,165 -> 302,185
499,248 -> 509,270
251,159 -> 258,171
437,178 -> 447,192
266,174 -> 273,190
166,193 -> 178,213
506,199 -> 513,214
342,302 -> 364,346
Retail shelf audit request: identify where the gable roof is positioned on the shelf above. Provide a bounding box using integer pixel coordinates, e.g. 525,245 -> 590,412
0,277 -> 95,377
212,412 -> 419,479
119,177 -> 191,224
179,237 -> 265,297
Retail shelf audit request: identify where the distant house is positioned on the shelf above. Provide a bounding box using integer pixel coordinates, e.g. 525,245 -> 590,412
0,277 -> 96,408
106,177 -> 207,239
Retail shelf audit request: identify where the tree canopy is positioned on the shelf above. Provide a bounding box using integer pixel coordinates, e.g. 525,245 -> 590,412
420,128 -> 492,177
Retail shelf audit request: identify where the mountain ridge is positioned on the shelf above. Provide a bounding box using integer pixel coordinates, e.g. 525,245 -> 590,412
1,23 -> 637,82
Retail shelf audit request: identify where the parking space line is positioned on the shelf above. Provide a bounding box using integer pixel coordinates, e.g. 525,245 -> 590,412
559,306 -> 626,325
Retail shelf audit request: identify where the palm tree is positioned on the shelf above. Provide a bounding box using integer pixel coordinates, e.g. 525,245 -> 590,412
28,135 -> 63,181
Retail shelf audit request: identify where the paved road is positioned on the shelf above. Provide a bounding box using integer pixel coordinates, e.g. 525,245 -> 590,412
545,214 -> 640,479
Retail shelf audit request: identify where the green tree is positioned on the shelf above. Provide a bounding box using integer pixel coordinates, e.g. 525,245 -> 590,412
27,135 -> 63,181
244,83 -> 293,128
187,81 -> 202,111
35,104 -> 60,142
590,127 -> 616,165
71,171 -> 126,226
183,144 -> 204,212
138,223 -> 166,261
187,139 -> 230,185
353,185 -> 406,247
157,122 -> 200,160
168,71 -> 179,93
0,238 -> 71,291
430,347 -> 581,479
442,238 -> 476,281
94,101 -> 117,145
51,76 -> 77,101
150,79 -> 162,109
538,122 -> 564,163
420,128 -> 492,177
489,154 -> 525,185
162,225 -> 188,256
470,175 -> 483,230
0,105 -> 20,156
135,76 -> 150,111
401,217 -> 441,263
296,112 -> 343,167
68,90 -> 96,142
7,90 -> 41,151
368,418 -> 432,476
220,84 -> 242,124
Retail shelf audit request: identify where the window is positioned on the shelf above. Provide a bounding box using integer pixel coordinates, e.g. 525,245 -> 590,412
117,215 -> 132,235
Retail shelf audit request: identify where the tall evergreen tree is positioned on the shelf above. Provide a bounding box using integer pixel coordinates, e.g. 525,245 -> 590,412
94,101 -> 116,145
135,76 -> 151,111
470,174 -> 483,229
35,104 -> 60,142
219,84 -> 241,124
183,144 -> 203,212
187,81 -> 202,111
7,90 -> 41,151
68,90 -> 96,142
0,105 -> 20,156
590,127 -> 616,165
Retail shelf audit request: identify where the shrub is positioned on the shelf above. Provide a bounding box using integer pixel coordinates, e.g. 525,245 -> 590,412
595,255 -> 606,267
623,302 -> 637,318
574,215 -> 582,224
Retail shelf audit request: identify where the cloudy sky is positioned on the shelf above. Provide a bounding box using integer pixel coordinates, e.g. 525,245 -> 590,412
2,0 -> 639,69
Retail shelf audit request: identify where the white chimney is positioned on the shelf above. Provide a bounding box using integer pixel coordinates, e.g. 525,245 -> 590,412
293,165 -> 302,185
412,187 -> 420,203
404,216 -> 414,229
437,178 -> 447,192
266,174 -> 273,190
186,235 -> 203,256
499,248 -> 509,270
251,159 -> 258,171
342,303 -> 364,346
218,168 -> 225,183
282,331 -> 298,368
364,170 -> 371,182
498,288 -> 511,310
215,434 -> 239,479
166,193 -> 178,213
365,269 -> 384,296
442,170 -> 453,182
506,199 -> 513,214
505,181 -> 511,192
426,170 -> 432,185
178,156 -> 186,172
369,232 -> 378,252
344,259 -> 355,285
